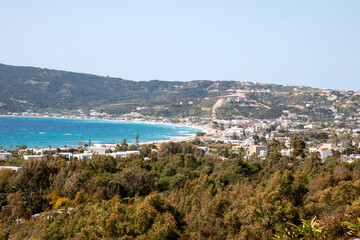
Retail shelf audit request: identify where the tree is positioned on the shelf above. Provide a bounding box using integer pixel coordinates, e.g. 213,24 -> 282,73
116,139 -> 128,151
16,145 -> 27,150
139,144 -> 152,158
77,141 -> 84,148
344,132 -> 353,147
274,217 -> 326,239
232,132 -> 237,140
291,135 -> 306,159
331,133 -> 340,146
308,151 -> 322,169
343,217 -> 360,238
17,160 -> 52,214
196,132 -> 206,137
115,167 -> 156,196
136,133 -> 140,144
0,191 -> 30,223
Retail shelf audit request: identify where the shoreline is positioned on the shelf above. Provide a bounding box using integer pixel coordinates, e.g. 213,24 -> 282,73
0,114 -> 210,148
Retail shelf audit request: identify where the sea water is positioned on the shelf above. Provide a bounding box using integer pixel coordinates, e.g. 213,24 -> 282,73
0,117 -> 202,149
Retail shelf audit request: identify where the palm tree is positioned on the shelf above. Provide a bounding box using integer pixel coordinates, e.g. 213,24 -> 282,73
136,134 -> 140,144
274,217 -> 325,239
343,217 -> 360,238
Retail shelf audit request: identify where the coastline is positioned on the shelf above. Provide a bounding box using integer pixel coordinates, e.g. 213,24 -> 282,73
0,114 -> 210,147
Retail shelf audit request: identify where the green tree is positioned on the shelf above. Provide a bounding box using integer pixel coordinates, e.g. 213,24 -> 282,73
331,133 -> 340,146
343,217 -> 360,238
196,132 -> 206,137
291,135 -> 306,159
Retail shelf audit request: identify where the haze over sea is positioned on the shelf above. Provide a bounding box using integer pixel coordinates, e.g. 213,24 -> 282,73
0,117 -> 202,149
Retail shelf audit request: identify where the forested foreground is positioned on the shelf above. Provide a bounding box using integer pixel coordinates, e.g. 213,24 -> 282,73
1,141 -> 360,239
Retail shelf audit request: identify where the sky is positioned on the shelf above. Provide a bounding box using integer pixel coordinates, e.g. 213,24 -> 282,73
0,1 -> 359,90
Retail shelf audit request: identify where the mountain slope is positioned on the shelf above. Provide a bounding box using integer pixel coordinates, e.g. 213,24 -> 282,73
0,63 -> 359,120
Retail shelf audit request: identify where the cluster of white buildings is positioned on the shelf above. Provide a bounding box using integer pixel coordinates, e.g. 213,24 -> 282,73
22,149 -> 140,161
0,143 -> 141,162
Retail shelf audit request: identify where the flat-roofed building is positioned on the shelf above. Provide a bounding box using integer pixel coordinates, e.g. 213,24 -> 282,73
23,155 -> 43,160
0,152 -> 12,160
249,145 -> 267,156
73,153 -> 93,161
109,151 -> 140,158
0,166 -> 22,172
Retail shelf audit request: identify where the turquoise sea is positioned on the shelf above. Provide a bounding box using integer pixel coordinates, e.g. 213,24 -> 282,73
0,117 -> 202,149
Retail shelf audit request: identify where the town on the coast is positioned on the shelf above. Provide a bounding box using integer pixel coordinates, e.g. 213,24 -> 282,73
2,87 -> 360,167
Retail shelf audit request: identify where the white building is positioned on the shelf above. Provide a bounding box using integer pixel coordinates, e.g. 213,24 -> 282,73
0,166 -> 22,172
73,153 -> 93,161
31,148 -> 57,154
224,139 -> 242,145
72,150 -> 140,160
109,151 -> 140,158
244,138 -> 255,146
197,146 -> 209,154
23,155 -> 43,160
58,152 -> 73,159
0,152 -> 12,160
319,150 -> 332,160
92,143 -> 118,148
87,147 -> 107,154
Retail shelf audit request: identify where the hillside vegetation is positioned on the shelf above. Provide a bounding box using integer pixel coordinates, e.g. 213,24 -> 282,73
1,141 -> 360,239
1,63 -> 359,120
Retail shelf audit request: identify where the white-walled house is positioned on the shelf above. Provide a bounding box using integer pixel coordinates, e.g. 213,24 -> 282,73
23,155 -> 43,160
70,150 -> 141,161
0,166 -> 22,172
319,150 -> 332,160
92,143 -> 118,149
109,151 -> 140,158
224,139 -> 242,145
73,153 -> 93,161
58,152 -> 73,159
244,138 -> 255,146
0,152 -> 12,160
87,147 -> 107,154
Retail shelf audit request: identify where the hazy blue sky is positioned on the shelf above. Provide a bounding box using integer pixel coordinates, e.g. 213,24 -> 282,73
1,1 -> 359,90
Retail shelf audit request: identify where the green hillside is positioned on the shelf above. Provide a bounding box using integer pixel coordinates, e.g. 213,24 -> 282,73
0,63 -> 359,120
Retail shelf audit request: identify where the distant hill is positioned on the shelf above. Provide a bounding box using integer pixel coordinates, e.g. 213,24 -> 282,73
0,63 -> 359,120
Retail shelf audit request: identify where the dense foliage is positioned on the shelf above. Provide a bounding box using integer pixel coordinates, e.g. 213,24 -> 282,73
1,140 -> 360,239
